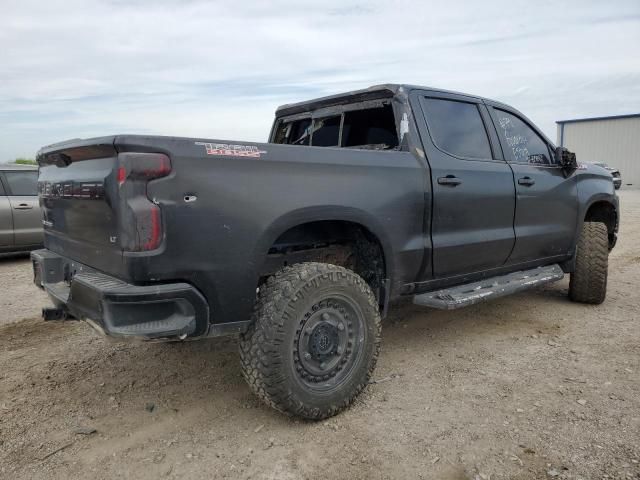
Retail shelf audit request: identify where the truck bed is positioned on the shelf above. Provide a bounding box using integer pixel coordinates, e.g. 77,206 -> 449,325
36,134 -> 426,334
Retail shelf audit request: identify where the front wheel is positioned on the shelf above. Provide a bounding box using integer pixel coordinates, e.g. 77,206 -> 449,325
569,221 -> 609,304
239,262 -> 381,420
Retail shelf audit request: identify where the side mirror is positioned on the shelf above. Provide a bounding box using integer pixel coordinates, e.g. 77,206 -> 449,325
556,147 -> 577,170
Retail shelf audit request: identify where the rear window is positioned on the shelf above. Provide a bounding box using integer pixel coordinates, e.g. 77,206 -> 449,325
274,118 -> 312,146
422,98 -> 492,159
4,171 -> 38,195
273,103 -> 399,150
311,116 -> 341,147
342,105 -> 398,149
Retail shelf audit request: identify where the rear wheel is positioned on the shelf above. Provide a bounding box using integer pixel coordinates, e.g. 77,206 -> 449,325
239,262 -> 381,420
569,221 -> 608,304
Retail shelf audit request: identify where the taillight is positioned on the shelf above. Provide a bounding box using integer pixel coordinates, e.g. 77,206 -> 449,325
117,152 -> 172,251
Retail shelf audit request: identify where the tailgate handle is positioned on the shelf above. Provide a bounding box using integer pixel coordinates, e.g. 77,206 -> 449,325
14,203 -> 33,210
518,176 -> 536,186
437,175 -> 462,186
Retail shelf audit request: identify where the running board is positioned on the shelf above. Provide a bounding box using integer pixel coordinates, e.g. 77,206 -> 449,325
413,264 -> 564,310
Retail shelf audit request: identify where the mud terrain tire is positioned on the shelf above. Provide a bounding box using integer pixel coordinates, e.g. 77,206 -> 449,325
569,221 -> 608,304
239,262 -> 381,420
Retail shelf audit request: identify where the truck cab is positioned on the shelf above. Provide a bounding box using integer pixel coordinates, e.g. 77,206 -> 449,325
270,85 -> 617,290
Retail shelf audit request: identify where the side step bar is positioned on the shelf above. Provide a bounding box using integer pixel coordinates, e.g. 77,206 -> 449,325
413,264 -> 564,310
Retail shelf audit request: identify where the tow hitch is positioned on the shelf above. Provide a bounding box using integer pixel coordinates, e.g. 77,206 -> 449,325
42,307 -> 74,321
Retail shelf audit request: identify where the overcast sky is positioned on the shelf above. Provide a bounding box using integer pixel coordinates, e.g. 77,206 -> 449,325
1,0 -> 639,161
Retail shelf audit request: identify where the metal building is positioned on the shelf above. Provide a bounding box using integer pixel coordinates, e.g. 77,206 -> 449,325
557,113 -> 640,188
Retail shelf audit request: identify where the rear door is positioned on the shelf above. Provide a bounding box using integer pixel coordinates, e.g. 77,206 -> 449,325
486,105 -> 578,263
413,90 -> 516,278
2,170 -> 43,246
0,176 -> 13,247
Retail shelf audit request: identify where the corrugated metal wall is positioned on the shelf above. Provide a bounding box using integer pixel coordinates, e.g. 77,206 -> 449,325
557,116 -> 640,188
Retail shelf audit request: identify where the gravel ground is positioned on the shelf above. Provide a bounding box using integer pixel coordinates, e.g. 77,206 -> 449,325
0,253 -> 51,326
1,191 -> 638,480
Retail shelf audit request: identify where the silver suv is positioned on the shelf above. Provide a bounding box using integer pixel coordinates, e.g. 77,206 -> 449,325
0,165 -> 43,253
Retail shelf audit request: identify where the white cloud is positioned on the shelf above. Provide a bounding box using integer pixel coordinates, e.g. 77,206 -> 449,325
1,0 -> 639,159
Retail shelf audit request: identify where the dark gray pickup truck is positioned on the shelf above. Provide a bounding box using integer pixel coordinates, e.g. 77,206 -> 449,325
32,84 -> 619,419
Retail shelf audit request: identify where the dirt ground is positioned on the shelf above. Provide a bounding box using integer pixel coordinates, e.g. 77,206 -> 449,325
1,192 -> 638,480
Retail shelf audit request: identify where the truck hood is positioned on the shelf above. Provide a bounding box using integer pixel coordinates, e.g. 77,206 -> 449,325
582,162 -> 613,179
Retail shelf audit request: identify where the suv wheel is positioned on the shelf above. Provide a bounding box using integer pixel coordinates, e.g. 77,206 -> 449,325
239,262 -> 381,419
569,221 -> 609,304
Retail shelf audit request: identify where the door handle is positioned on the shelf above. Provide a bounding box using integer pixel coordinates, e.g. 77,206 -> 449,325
518,177 -> 535,186
14,203 -> 33,210
437,175 -> 462,186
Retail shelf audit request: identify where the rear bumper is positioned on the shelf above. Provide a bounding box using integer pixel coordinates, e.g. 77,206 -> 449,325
31,249 -> 210,340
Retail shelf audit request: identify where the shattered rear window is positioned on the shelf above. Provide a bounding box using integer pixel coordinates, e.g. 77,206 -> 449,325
311,116 -> 341,147
274,118 -> 312,146
273,103 -> 399,151
342,105 -> 398,149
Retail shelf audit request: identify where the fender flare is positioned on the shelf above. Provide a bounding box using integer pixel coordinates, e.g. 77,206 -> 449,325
565,193 -> 619,271
252,205 -> 395,284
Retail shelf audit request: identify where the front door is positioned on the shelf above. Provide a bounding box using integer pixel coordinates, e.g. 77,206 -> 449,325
487,106 -> 578,264
414,91 -> 516,278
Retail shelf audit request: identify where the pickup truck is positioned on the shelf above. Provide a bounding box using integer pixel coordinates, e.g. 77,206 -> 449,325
32,84 -> 619,419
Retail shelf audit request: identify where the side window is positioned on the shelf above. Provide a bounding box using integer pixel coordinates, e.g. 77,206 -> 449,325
4,171 -> 38,195
422,98 -> 492,159
0,176 -> 5,195
494,109 -> 553,165
311,115 -> 341,147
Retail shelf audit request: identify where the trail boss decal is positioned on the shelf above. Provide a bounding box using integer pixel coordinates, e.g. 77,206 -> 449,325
195,142 -> 267,158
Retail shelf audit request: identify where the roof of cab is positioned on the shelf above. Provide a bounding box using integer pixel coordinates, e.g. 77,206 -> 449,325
275,83 -> 490,117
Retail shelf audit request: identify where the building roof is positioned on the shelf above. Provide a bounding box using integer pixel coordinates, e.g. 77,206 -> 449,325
556,113 -> 640,125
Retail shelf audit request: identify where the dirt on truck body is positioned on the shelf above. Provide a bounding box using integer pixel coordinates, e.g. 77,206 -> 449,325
32,84 -> 618,419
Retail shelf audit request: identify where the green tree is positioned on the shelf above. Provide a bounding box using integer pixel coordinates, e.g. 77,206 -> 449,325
13,158 -> 37,165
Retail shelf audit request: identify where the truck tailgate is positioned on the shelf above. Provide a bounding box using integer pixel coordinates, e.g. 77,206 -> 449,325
37,137 -> 124,276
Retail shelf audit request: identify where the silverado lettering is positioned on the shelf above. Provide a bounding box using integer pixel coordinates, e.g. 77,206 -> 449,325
38,181 -> 105,200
